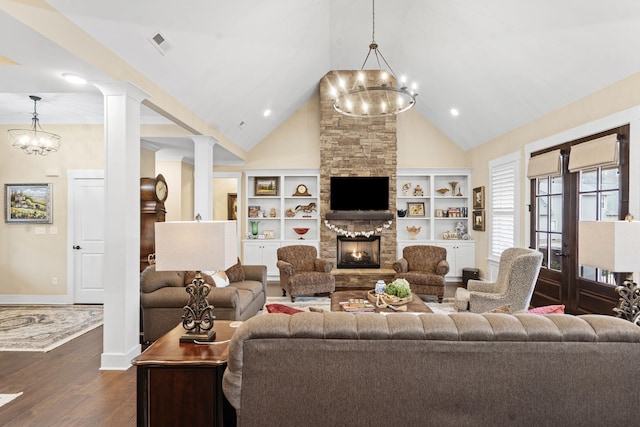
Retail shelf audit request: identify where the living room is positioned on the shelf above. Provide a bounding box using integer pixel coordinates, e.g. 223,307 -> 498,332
3,1 -> 640,424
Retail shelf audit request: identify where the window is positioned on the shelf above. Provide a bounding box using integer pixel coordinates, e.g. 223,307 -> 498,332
489,153 -> 520,260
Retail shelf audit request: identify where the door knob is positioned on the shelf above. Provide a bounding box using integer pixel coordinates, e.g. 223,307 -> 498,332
73,245 -> 81,250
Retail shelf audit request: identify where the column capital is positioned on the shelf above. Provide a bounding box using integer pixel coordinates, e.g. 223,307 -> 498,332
92,81 -> 149,102
189,135 -> 218,147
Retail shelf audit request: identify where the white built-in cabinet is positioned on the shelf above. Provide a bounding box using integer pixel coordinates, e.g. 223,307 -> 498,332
396,168 -> 476,279
242,170 -> 320,278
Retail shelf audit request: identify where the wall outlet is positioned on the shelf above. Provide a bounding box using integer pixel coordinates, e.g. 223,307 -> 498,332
51,277 -> 58,286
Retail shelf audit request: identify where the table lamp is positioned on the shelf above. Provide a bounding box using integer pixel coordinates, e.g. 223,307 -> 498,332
155,220 -> 237,342
578,218 -> 640,323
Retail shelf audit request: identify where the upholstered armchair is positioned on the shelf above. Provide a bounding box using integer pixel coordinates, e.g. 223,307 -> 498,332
393,245 -> 449,302
454,247 -> 543,312
276,245 -> 335,302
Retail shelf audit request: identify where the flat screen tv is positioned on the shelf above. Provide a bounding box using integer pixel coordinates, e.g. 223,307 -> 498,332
330,176 -> 389,211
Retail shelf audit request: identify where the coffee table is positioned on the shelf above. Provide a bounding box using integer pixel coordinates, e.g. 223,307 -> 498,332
331,290 -> 432,313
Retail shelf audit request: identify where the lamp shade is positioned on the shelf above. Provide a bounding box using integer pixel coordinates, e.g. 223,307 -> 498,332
154,220 -> 237,272
578,221 -> 640,272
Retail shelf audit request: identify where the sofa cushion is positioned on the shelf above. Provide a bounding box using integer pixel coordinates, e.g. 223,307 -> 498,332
226,258 -> 246,282
232,280 -> 265,298
141,266 -> 185,293
140,286 -> 190,308
528,304 -> 565,314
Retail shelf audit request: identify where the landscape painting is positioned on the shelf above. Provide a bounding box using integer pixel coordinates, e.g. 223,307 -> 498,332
5,183 -> 53,224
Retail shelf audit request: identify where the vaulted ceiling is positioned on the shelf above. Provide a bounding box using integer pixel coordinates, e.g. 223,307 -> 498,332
2,0 -> 640,161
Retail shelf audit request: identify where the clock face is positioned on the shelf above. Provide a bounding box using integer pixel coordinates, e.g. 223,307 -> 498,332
297,184 -> 307,194
155,180 -> 168,202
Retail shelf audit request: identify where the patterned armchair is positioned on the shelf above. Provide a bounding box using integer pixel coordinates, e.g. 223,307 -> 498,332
393,245 -> 449,302
276,245 -> 335,302
454,247 -> 543,312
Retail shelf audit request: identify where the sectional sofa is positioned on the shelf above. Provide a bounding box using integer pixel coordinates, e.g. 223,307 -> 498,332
222,311 -> 640,426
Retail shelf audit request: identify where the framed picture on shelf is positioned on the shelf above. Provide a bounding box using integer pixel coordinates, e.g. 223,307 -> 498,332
254,176 -> 278,196
248,205 -> 260,218
472,210 -> 485,231
5,183 -> 53,224
407,202 -> 425,217
473,186 -> 485,209
227,193 -> 237,220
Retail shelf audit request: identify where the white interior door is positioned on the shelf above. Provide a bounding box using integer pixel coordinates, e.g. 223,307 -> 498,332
70,173 -> 105,304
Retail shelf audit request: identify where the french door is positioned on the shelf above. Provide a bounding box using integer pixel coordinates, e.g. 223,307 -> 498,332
530,126 -> 629,314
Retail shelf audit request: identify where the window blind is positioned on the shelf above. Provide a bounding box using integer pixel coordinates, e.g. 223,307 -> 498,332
568,134 -> 618,172
490,160 -> 516,258
527,149 -> 562,178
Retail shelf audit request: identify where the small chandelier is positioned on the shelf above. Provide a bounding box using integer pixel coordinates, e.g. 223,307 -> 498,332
330,0 -> 418,118
8,95 -> 61,155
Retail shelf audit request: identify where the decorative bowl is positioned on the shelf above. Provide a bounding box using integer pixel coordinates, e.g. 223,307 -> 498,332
436,188 -> 450,195
293,228 -> 309,239
367,289 -> 413,306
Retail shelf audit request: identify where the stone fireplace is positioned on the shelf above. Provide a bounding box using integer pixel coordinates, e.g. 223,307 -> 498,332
336,236 -> 381,269
319,70 -> 398,269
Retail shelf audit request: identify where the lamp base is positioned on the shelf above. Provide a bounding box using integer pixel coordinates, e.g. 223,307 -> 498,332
613,279 -> 640,324
180,329 -> 216,343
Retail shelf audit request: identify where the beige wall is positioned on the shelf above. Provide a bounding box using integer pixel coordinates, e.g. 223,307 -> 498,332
140,148 -> 156,177
213,178 -> 238,221
0,124 -> 104,296
467,71 -> 640,277
156,160 -> 195,221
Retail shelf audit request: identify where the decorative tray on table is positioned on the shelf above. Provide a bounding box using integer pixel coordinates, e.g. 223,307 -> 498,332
367,289 -> 413,306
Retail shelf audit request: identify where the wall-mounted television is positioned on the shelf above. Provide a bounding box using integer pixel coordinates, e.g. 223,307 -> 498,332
330,176 -> 389,211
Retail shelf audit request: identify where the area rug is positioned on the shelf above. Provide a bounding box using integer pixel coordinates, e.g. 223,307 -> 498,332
0,305 -> 103,352
264,296 -> 456,314
0,393 -> 23,408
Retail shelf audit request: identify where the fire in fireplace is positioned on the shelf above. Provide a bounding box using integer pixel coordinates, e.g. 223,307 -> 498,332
337,236 -> 381,269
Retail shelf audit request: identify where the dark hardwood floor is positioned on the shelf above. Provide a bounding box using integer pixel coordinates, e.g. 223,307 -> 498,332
0,326 -> 136,426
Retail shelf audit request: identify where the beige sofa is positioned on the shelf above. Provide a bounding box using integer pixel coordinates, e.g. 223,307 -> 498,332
223,311 -> 640,426
140,264 -> 266,342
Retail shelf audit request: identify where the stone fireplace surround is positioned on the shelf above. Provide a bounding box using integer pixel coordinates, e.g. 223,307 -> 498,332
319,70 -> 398,270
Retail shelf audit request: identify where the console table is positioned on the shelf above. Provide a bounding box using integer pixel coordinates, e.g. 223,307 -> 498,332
132,321 -> 237,427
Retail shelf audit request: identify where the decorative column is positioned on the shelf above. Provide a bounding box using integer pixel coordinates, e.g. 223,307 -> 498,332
190,136 -> 217,220
94,81 -> 149,370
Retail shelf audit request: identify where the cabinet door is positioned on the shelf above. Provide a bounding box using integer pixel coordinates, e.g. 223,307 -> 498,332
438,241 -> 475,278
243,241 -> 281,277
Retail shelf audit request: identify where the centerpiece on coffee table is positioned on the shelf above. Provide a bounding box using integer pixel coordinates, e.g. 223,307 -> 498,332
367,278 -> 413,306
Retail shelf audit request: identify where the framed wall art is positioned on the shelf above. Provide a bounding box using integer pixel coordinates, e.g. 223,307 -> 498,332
407,202 -> 425,217
472,210 -> 485,231
227,193 -> 237,220
254,177 -> 278,196
5,183 -> 53,224
473,186 -> 485,210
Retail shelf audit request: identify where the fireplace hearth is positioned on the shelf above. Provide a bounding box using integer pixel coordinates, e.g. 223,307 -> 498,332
337,236 -> 381,269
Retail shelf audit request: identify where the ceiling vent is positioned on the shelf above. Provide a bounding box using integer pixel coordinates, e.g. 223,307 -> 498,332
148,32 -> 172,55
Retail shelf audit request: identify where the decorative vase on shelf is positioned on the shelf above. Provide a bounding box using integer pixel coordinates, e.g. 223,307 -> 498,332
397,209 -> 407,217
449,181 -> 459,195
250,220 -> 260,236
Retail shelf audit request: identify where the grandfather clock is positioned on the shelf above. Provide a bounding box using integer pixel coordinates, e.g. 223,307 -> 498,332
140,174 -> 168,271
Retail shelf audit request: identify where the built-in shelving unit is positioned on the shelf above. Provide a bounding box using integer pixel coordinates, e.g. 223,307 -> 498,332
396,168 -> 475,278
242,169 -> 320,277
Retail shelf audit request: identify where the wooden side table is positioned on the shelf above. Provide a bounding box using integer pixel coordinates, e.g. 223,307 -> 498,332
132,321 -> 238,427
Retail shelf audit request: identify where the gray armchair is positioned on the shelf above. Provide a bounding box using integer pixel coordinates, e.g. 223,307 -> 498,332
393,245 -> 449,302
276,245 -> 335,302
454,247 -> 543,312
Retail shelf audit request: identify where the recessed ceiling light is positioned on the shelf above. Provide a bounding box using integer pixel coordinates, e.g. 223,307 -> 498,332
450,108 -> 459,117
263,109 -> 271,117
62,73 -> 87,85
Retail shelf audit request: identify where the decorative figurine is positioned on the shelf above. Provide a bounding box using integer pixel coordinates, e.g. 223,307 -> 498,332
414,185 -> 423,197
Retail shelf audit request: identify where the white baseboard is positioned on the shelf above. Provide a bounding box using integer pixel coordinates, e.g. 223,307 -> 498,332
0,294 -> 73,305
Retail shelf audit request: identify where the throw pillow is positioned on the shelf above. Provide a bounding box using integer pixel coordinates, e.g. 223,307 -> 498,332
225,258 -> 246,282
184,271 -> 216,287
266,304 -> 304,315
212,271 -> 230,288
527,304 -> 565,314
485,304 -> 511,314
